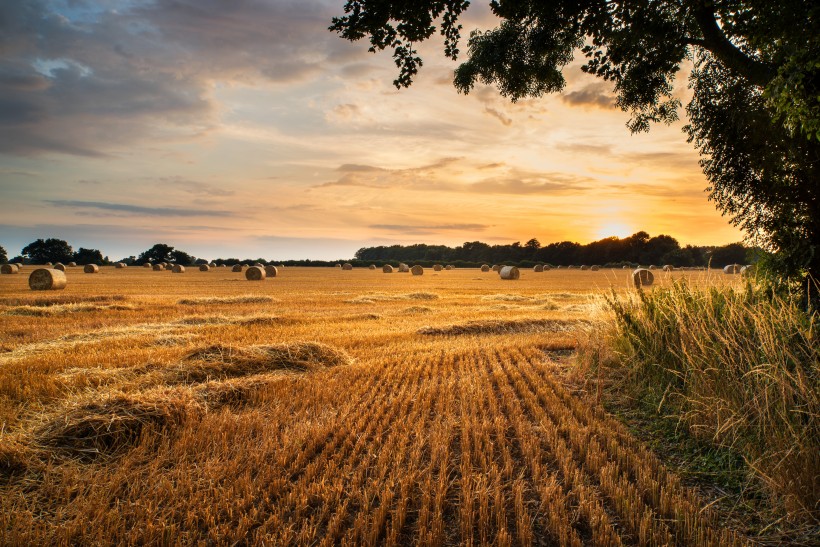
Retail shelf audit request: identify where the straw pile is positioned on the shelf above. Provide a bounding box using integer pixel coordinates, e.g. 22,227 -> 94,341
28,268 -> 67,291
84,264 -> 99,274
246,266 -> 265,280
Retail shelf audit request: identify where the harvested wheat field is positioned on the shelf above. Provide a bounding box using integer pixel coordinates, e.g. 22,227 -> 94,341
0,266 -> 747,545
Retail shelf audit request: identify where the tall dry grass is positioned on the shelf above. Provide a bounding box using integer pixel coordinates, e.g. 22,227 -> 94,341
578,278 -> 819,531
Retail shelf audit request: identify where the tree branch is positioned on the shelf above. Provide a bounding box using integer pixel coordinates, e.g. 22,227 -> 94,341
690,1 -> 775,86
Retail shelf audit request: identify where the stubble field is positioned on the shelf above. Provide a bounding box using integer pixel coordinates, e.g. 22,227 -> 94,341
0,265 -> 744,545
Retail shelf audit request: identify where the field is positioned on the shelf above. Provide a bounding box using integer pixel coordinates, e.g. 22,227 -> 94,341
0,265 -> 746,545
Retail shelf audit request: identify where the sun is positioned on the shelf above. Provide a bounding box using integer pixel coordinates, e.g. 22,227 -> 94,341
595,221 -> 633,240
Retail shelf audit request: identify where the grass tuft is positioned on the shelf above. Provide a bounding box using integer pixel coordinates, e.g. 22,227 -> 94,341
419,318 -> 581,336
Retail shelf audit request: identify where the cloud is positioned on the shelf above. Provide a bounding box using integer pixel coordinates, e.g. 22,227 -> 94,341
46,200 -> 233,217
0,0 -> 368,156
561,83 -> 616,109
370,223 -> 490,232
484,106 -> 512,126
156,176 -> 235,197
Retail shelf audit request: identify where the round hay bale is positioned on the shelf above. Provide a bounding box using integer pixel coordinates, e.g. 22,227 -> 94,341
398,263 -> 410,273
648,265 -> 657,270
172,265 -> 185,273
44,262 -> 52,266
382,264 -> 394,273
209,262 -> 216,268
543,265 -> 552,271
232,264 -> 243,273
67,262 -> 77,267
218,264 -> 227,268
143,263 -> 152,268
480,264 -> 490,272
1,264 -> 19,274
254,263 -> 263,267
740,264 -> 756,276
245,266 -> 265,281
623,265 -> 629,269
723,264 -> 741,274
445,265 -> 454,270
567,265 -> 575,270
556,265 -> 563,269
335,264 -> 342,268
199,264 -> 210,272
491,265 -> 501,272
410,265 -> 424,276
499,266 -> 520,280
433,264 -> 443,271
277,264 -> 285,269
533,264 -> 544,272
632,268 -> 654,288
591,265 -> 600,271
115,262 -> 127,269
264,265 -> 278,277
579,265 -> 589,271
369,264 -> 377,270
84,264 -> 99,274
342,263 -> 353,271
152,264 -> 164,271
53,263 -> 66,271
14,263 -> 23,268
662,264 -> 673,272
29,268 -> 66,291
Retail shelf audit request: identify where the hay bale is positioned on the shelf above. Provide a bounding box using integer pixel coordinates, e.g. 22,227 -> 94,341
369,264 -> 377,270
172,265 -> 185,273
632,268 -> 654,288
580,265 -> 589,271
662,264 -> 674,272
218,264 -> 227,268
342,263 -> 353,271
232,264 -> 243,273
1,264 -> 19,274
398,263 -> 410,273
44,262 -> 52,266
254,263 -> 263,267
54,263 -> 66,271
740,264 -> 756,276
543,265 -> 552,271
246,266 -> 265,280
433,264 -> 443,271
445,265 -> 454,270
115,262 -> 127,269
199,264 -> 210,272
264,265 -> 278,277
499,266 -> 520,280
67,262 -> 77,267
84,264 -> 99,274
648,265 -> 657,270
491,264 -> 501,272
481,264 -> 490,272
14,263 -> 23,269
590,265 -> 600,271
533,264 -> 544,272
29,268 -> 67,291
723,264 -> 741,274
152,264 -> 164,271
143,263 -> 152,268
567,265 -> 575,270
382,265 -> 394,273
335,264 -> 342,268
411,265 -> 424,276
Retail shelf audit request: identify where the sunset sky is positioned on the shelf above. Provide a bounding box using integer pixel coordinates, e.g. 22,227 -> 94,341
0,0 -> 743,261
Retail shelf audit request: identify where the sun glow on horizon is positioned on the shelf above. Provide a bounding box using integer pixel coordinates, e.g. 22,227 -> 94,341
595,221 -> 634,240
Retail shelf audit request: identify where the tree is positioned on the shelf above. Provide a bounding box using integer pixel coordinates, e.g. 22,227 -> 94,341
21,238 -> 74,264
74,247 -> 104,265
0,244 -> 7,264
709,242 -> 749,268
332,1 -> 820,294
137,244 -> 175,265
170,249 -> 196,265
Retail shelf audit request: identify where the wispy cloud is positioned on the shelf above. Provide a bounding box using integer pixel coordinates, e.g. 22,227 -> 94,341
561,83 -> 616,109
47,200 -> 233,217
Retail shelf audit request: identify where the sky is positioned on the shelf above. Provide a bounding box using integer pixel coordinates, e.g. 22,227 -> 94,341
0,0 -> 743,261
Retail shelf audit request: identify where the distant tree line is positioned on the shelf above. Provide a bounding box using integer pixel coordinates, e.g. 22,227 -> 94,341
354,232 -> 756,268
2,234 -> 756,269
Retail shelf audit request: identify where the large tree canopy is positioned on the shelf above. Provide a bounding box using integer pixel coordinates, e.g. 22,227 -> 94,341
331,1 -> 820,286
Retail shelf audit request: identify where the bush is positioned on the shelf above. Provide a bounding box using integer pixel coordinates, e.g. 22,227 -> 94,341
578,279 -> 819,526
